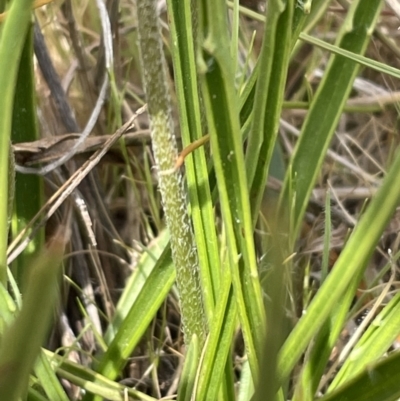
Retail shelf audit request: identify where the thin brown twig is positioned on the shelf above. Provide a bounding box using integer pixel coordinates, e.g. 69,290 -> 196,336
13,130 -> 151,166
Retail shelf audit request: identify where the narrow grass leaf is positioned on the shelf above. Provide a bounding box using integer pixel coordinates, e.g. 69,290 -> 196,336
0,0 -> 35,285
291,0 -> 330,48
200,0 -> 266,382
329,292 -> 400,391
177,334 -> 199,401
300,32 -> 400,80
253,201 -> 290,401
246,0 -> 293,223
0,232 -> 65,400
237,360 -> 254,401
319,350 -> 400,401
0,280 -> 17,330
11,21 -> 44,285
104,230 -> 169,343
27,387 -> 48,401
321,190 -> 331,282
92,245 -> 175,381
292,288 -> 356,401
43,349 -> 157,401
166,0 -> 222,317
278,130 -> 400,383
278,0 -> 383,238
167,2 -> 242,397
196,271 -> 237,401
33,351 -> 69,401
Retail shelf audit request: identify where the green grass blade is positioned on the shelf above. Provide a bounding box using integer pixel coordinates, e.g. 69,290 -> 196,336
277,2 -> 384,388
321,190 -> 331,282
329,291 -> 400,391
278,0 -> 383,239
292,288 -> 355,401
104,230 -> 169,343
43,349 -> 158,401
27,387 -> 48,401
11,20 -> 44,285
177,334 -> 199,401
196,271 -> 237,401
167,2 -> 240,397
245,0 -> 293,223
0,0 -> 34,285
166,0 -> 222,317
319,350 -> 400,401
278,133 -> 400,383
236,0 -> 327,131
291,0 -> 330,48
33,351 -> 69,401
93,245 -> 175,380
0,233 -> 65,400
238,360 -> 254,401
253,203 -> 291,401
200,0 -> 265,381
300,32 -> 400,80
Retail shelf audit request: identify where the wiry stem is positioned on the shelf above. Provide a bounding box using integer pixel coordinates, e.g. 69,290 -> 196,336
135,0 -> 207,344
7,142 -> 15,234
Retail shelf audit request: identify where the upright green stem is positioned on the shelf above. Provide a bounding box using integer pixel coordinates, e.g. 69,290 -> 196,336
7,142 -> 15,236
11,23 -> 44,285
135,0 -> 206,344
0,1 -> 34,285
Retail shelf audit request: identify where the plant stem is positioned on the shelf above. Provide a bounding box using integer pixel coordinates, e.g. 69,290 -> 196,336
135,0 -> 207,344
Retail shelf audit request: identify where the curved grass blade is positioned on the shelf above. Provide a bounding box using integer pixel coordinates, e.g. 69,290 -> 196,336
11,19 -> 44,285
195,270 -> 237,401
277,127 -> 400,384
104,230 -> 169,343
299,32 -> 400,80
34,351 -> 69,401
245,0 -> 293,223
43,349 -> 157,401
177,334 -> 199,401
0,232 -> 65,400
91,245 -> 175,381
0,0 -> 35,285
278,0 -> 383,239
200,0 -> 265,381
167,1 -> 239,398
292,286 -> 356,401
166,0 -> 222,318
253,201 -> 291,401
329,291 -> 400,391
318,350 -> 400,401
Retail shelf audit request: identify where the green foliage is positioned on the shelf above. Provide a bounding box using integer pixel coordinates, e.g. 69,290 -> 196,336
11,19 -> 44,285
0,0 -> 35,284
0,234 -> 64,400
1,0 -> 400,400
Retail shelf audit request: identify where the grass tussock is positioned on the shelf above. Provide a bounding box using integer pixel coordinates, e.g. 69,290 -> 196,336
2,1 -> 400,400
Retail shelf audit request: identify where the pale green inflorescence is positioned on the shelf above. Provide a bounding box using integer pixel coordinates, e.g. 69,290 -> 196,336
153,112 -> 206,341
136,0 -> 206,343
